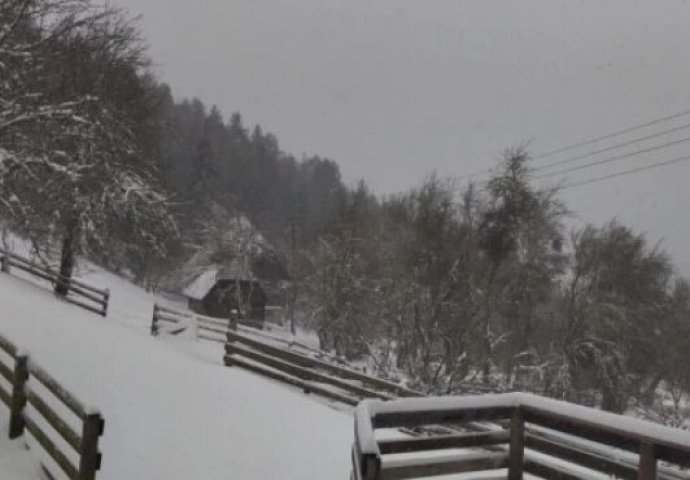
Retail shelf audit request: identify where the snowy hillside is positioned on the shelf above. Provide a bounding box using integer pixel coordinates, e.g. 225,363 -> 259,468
0,262 -> 353,479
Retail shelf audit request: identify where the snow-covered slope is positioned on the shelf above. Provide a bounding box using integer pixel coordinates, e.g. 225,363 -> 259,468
0,410 -> 44,479
0,265 -> 353,479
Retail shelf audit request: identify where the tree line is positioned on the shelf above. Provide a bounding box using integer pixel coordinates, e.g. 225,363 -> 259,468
297,151 -> 690,424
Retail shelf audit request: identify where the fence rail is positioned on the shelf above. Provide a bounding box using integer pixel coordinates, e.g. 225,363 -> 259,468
224,329 -> 426,403
352,393 -> 690,480
0,248 -> 109,317
0,331 -> 105,480
151,303 -> 316,351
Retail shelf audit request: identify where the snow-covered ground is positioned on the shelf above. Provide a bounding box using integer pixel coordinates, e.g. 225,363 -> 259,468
0,409 -> 45,479
0,261 -> 354,479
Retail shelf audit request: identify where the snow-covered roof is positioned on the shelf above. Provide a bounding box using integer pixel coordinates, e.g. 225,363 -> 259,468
182,268 -> 218,300
182,258 -> 260,300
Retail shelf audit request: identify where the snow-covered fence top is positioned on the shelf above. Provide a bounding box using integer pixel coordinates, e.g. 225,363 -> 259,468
352,392 -> 690,480
224,328 -> 425,405
0,248 -> 110,317
0,330 -> 105,480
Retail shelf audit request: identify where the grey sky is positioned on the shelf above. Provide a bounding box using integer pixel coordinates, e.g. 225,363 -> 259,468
113,0 -> 690,272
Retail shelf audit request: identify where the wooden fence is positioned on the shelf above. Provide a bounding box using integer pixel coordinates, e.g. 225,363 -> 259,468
150,303 -> 311,350
151,303 -> 245,342
224,328 -> 431,405
0,331 -> 105,480
352,393 -> 690,480
0,248 -> 109,317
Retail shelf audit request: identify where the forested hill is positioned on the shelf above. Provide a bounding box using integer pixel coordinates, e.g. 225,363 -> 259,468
148,87 -> 347,252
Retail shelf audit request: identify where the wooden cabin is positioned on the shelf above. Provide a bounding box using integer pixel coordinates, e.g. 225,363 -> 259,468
182,255 -> 287,327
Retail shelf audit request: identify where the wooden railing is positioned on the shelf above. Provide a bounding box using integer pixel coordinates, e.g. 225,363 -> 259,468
352,393 -> 690,480
0,331 -> 105,480
0,248 -> 109,317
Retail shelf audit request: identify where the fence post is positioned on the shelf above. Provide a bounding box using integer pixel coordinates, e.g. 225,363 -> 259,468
229,310 -> 239,332
638,442 -> 656,480
224,312 -> 238,367
79,411 -> 104,480
101,289 -> 110,317
362,454 -> 380,480
0,254 -> 9,273
150,304 -> 159,336
9,354 -> 28,439
508,407 -> 525,480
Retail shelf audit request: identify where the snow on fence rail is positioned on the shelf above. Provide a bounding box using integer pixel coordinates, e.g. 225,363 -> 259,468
151,303 -> 316,351
0,331 -> 105,480
224,328 -> 426,405
0,248 -> 109,317
352,392 -> 690,480
150,303 -> 237,342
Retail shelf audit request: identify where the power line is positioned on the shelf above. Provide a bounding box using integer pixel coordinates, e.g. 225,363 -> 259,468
535,135 -> 690,180
561,153 -> 690,190
533,121 -> 690,172
454,112 -> 690,182
533,107 -> 690,160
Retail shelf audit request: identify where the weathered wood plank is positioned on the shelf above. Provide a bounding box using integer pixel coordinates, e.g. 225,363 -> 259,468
29,361 -> 86,420
79,412 -> 104,480
638,442 -> 657,480
0,333 -> 17,358
523,458 -> 589,480
0,382 -> 10,407
67,285 -> 105,307
24,416 -> 79,480
373,406 -> 515,430
198,333 -> 225,344
523,405 -> 690,467
155,304 -> 192,318
379,452 -> 509,480
27,389 -> 81,452
508,407 -> 525,480
154,312 -> 185,324
378,430 -> 509,454
0,357 -> 14,382
227,343 -> 391,400
63,297 -> 105,317
525,433 -> 637,479
0,249 -> 106,295
198,323 -> 227,336
523,406 -> 639,453
9,354 -> 28,439
226,330 -> 421,398
196,316 -> 229,329
224,354 -> 360,406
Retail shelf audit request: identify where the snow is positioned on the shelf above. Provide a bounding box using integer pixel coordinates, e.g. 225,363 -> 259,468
357,392 -> 690,457
0,263 -> 354,479
182,267 -> 217,300
0,410 -> 45,480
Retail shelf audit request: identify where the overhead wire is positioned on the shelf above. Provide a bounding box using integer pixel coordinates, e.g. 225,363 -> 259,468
561,153 -> 690,190
535,135 -> 690,180
455,107 -> 690,182
533,107 -> 690,160
533,121 -> 690,172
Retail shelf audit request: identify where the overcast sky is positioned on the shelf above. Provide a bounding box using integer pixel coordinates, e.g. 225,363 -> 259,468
112,0 -> 690,272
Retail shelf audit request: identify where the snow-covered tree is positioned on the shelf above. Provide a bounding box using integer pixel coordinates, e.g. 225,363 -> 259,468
0,0 -> 178,294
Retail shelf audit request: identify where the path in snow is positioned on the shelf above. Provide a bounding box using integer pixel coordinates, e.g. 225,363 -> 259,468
0,270 -> 353,480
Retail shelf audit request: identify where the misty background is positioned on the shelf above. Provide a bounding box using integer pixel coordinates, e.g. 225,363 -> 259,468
113,0 -> 690,272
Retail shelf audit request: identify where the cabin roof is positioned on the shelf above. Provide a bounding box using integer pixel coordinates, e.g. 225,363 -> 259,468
183,258 -> 262,300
